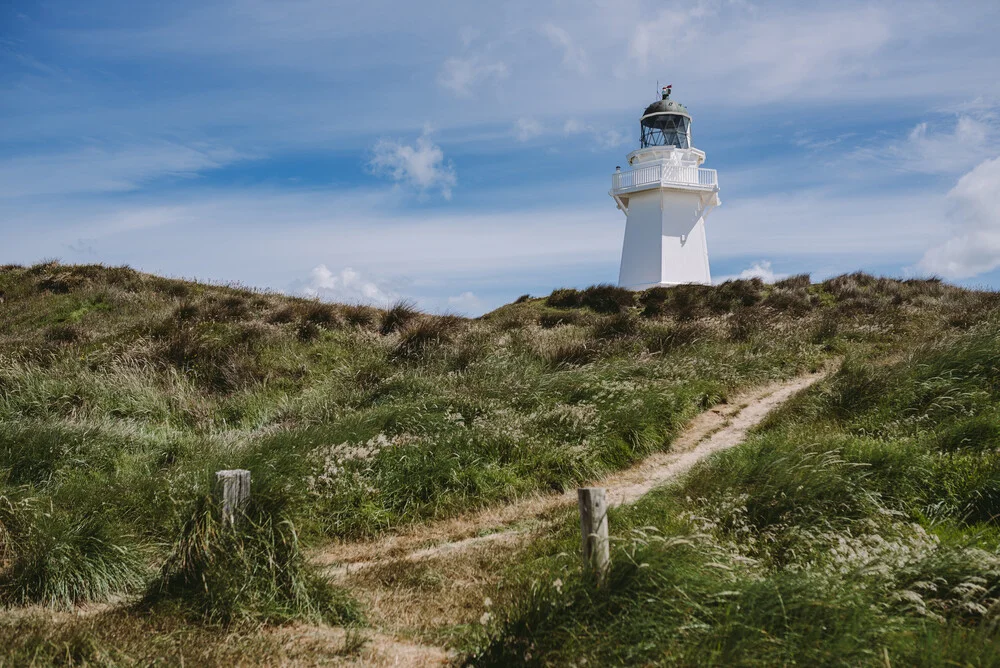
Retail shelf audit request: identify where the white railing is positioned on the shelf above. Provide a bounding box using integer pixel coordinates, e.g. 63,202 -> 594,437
611,164 -> 717,194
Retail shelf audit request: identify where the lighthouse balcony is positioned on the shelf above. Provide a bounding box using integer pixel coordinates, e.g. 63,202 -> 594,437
611,164 -> 718,196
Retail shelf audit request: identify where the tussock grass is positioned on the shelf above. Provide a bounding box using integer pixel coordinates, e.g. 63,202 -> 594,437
1,261 -> 998,660
0,493 -> 146,607
144,495 -> 360,626
379,299 -> 420,335
470,315 -> 1000,666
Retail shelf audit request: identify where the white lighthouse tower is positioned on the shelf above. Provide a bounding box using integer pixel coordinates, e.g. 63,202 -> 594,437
610,86 -> 720,290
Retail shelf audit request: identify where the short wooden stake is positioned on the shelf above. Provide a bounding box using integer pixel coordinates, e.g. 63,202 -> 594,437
578,487 -> 609,584
215,469 -> 251,526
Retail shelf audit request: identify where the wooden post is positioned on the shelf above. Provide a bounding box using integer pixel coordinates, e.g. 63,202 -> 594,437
578,487 -> 609,584
215,469 -> 251,526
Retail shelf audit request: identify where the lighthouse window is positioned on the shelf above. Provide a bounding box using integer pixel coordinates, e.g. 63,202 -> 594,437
640,114 -> 690,149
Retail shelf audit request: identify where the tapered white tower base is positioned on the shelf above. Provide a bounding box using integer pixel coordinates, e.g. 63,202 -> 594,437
611,147 -> 720,290
618,188 -> 713,289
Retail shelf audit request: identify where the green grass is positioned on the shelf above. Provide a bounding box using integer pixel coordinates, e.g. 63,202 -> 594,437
0,261 -> 997,662
143,494 -> 361,626
469,319 -> 1000,666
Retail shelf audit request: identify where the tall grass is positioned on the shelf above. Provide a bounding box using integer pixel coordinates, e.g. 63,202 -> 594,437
1,261 -> 997,655
0,492 -> 146,607
470,317 -> 1000,666
144,495 -> 360,625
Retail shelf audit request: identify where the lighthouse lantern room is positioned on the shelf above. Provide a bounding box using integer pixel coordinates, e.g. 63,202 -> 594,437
610,85 -> 720,290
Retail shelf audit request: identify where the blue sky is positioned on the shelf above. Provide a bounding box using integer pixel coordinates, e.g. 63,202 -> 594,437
2,0 -> 1000,314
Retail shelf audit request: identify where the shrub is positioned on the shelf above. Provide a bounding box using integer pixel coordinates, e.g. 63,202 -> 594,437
542,340 -> 595,367
379,300 -> 420,335
162,281 -> 192,299
393,317 -> 461,360
728,306 -> 767,342
209,294 -> 253,321
592,312 -> 638,339
644,321 -> 712,353
708,278 -> 765,312
546,288 -> 582,309
811,310 -> 840,344
579,284 -> 634,314
670,284 -> 708,321
538,311 -> 583,329
145,496 -> 361,626
155,321 -> 272,393
775,274 -> 811,290
638,287 -> 670,318
342,304 -> 378,328
295,321 -> 322,342
174,300 -> 201,321
763,286 -> 814,315
44,323 -> 83,345
934,415 -> 1000,452
489,308 -> 532,331
0,496 -> 146,608
300,301 -> 341,329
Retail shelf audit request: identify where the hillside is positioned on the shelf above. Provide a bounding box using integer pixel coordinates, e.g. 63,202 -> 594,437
1,261 -> 998,665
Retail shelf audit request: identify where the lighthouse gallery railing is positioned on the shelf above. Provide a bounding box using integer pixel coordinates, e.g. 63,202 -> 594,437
611,164 -> 717,194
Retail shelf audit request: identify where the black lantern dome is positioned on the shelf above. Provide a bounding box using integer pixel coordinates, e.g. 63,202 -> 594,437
640,86 -> 691,149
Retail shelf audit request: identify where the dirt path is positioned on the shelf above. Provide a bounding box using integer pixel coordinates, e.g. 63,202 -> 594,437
306,368 -> 830,665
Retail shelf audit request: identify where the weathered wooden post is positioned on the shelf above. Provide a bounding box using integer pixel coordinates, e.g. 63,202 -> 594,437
215,469 -> 251,526
578,487 -> 609,584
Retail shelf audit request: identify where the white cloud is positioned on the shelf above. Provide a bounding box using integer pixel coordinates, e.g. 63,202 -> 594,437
368,129 -> 457,199
295,265 -> 398,305
437,55 -> 508,97
541,24 -> 588,74
916,156 -> 1000,279
447,291 -> 482,313
513,117 -> 544,142
716,260 -> 786,284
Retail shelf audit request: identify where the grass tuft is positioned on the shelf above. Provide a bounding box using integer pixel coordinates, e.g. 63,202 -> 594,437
144,495 -> 361,626
379,300 -> 420,335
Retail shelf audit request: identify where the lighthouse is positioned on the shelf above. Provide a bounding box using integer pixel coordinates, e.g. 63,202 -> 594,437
610,86 -> 720,290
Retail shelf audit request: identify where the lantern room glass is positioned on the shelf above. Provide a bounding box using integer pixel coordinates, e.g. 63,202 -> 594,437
640,114 -> 690,149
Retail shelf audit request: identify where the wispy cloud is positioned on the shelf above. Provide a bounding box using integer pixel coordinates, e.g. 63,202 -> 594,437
541,24 -> 588,74
0,142 -> 246,199
368,128 -> 457,199
513,117 -> 543,142
851,111 -> 1000,176
437,55 -> 508,98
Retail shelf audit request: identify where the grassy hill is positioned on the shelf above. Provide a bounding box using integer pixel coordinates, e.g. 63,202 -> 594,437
0,261 -> 998,664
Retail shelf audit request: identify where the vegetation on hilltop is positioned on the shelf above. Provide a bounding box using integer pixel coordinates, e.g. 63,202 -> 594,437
471,322 -> 1000,666
0,261 -> 997,663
